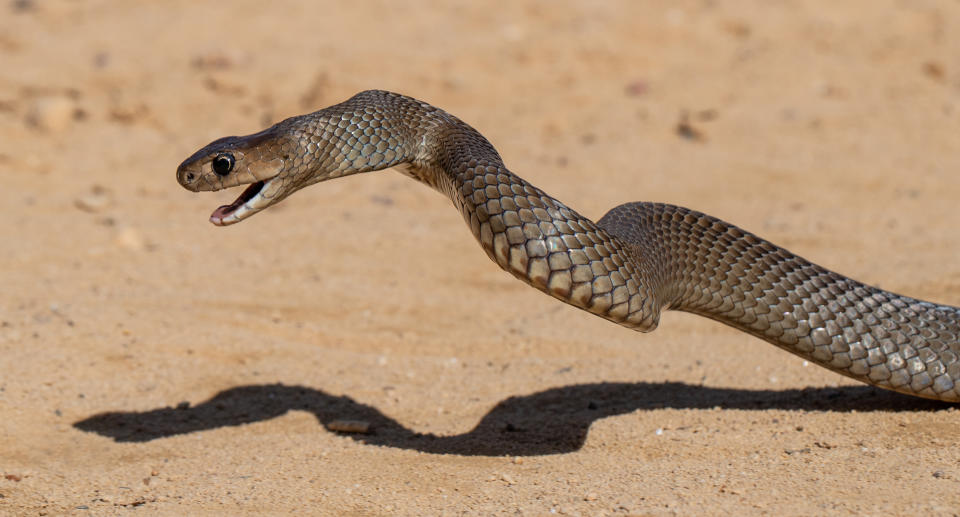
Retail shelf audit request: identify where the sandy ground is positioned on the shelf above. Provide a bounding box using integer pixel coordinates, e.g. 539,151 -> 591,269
2,0 -> 960,515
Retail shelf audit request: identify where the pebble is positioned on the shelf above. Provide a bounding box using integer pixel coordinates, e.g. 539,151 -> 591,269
26,96 -> 77,132
675,112 -> 704,141
11,0 -> 35,12
191,50 -> 248,70
75,185 -> 114,213
109,103 -> 149,124
923,61 -> 945,82
584,492 -> 598,501
624,80 -> 649,97
115,227 -> 145,251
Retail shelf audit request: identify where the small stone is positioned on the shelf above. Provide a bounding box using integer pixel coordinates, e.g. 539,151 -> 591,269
723,20 -> 752,39
624,80 -> 648,97
923,61 -> 945,82
26,96 -> 78,132
75,185 -> 113,213
109,103 -> 150,124
675,112 -> 704,141
11,0 -> 35,12
93,52 -> 109,68
584,492 -> 598,501
500,473 -> 516,485
512,457 -> 523,465
115,227 -> 145,251
191,50 -> 247,70
326,420 -> 371,434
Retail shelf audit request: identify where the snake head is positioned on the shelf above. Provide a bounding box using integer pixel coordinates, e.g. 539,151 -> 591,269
176,128 -> 298,226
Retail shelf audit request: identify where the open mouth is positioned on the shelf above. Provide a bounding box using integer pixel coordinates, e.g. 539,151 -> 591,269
209,180 -> 266,226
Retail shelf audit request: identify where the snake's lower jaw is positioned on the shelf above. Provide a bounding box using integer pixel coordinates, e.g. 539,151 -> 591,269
209,179 -> 275,226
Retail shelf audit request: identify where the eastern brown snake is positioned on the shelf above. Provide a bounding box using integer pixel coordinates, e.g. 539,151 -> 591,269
177,90 -> 960,402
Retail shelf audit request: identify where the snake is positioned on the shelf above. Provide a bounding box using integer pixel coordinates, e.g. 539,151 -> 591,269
177,90 -> 960,402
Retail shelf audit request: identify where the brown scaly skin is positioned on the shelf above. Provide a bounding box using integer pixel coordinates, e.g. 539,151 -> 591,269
178,90 -> 960,402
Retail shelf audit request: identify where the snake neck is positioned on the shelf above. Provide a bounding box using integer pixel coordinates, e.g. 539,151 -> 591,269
302,91 -> 664,331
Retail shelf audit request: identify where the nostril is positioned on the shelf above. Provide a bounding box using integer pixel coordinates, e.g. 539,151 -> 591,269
186,172 -> 195,182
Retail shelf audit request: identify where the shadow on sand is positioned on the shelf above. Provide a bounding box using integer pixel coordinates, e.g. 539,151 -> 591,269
73,381 -> 953,456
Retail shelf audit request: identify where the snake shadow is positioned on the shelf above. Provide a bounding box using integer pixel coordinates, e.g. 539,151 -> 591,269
73,382 -> 953,456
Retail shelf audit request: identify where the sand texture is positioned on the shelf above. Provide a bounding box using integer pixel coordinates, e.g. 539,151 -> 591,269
2,1 -> 960,515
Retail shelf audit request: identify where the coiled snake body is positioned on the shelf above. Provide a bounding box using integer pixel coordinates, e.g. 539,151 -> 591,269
178,90 -> 960,402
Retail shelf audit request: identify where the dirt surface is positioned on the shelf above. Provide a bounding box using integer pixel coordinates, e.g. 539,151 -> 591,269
2,1 -> 960,515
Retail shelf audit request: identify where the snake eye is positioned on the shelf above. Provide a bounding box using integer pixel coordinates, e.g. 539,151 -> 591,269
212,153 -> 235,176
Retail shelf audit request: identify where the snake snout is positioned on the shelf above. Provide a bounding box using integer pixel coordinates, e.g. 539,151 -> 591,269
177,160 -> 200,190
176,166 -> 195,187
176,159 -> 211,192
